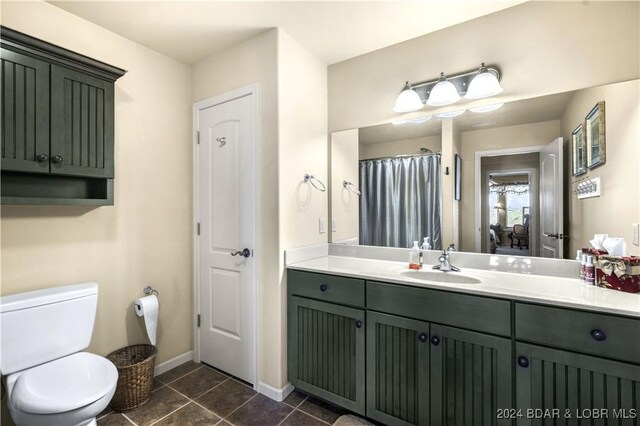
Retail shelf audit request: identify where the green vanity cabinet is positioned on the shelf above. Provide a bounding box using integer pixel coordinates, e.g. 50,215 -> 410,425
288,296 -> 366,414
0,26 -> 125,205
515,342 -> 640,425
429,324 -> 513,426
366,311 -> 430,426
287,270 -> 639,426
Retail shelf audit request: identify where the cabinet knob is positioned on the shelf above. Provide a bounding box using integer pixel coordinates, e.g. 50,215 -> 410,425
36,154 -> 49,162
354,320 -> 363,329
320,284 -> 328,292
517,356 -> 529,368
418,332 -> 428,343
430,336 -> 440,346
52,155 -> 64,164
591,329 -> 606,342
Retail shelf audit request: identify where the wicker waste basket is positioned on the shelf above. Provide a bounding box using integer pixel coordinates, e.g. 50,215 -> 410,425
107,344 -> 158,412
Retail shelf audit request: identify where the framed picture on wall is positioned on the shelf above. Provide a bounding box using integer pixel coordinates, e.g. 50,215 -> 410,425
571,123 -> 586,176
586,101 -> 606,169
454,154 -> 461,200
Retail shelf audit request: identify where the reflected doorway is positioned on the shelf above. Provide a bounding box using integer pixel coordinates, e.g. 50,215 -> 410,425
487,172 -> 532,256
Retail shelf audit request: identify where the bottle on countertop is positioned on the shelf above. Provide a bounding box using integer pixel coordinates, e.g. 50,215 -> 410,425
581,253 -> 587,284
422,237 -> 431,251
576,250 -> 584,282
584,255 -> 595,285
409,241 -> 422,270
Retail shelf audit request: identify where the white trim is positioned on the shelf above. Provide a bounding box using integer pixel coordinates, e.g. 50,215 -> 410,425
474,145 -> 545,253
193,83 -> 260,390
154,351 -> 194,376
257,381 -> 295,402
484,167 -> 538,256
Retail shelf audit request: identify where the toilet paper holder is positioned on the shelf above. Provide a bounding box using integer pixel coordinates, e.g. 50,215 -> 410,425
143,286 -> 159,297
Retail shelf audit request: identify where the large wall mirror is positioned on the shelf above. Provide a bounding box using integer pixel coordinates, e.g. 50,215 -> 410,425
329,79 -> 640,259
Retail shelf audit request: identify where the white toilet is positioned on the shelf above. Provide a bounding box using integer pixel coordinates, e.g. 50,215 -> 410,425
0,282 -> 118,426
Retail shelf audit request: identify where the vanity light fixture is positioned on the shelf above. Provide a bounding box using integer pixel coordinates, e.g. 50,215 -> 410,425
393,63 -> 502,113
469,103 -> 504,113
393,81 -> 424,112
427,73 -> 460,106
465,63 -> 504,99
435,109 -> 465,119
392,115 -> 433,125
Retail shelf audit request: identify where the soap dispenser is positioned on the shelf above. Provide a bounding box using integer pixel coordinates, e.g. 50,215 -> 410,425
409,241 -> 422,270
422,237 -> 431,251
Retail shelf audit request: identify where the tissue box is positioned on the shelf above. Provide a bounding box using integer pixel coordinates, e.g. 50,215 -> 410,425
593,255 -> 640,293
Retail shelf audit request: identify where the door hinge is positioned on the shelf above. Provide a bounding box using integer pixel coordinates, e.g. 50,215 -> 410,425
196,131 -> 200,144
197,314 -> 201,328
197,222 -> 200,235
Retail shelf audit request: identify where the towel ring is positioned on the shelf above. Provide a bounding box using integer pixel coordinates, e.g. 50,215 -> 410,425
304,174 -> 326,192
342,180 -> 361,195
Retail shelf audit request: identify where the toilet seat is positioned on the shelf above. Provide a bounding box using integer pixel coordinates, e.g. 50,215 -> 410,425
11,352 -> 118,415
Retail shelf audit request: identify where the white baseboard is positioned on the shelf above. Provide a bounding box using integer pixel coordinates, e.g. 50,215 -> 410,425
257,381 -> 294,402
154,351 -> 194,376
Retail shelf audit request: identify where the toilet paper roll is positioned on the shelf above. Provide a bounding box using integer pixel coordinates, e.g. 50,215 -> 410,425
134,295 -> 159,345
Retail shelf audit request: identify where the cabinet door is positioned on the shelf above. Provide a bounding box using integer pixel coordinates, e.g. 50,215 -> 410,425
430,324 -> 513,426
288,296 -> 365,414
516,342 -> 640,426
366,311 -> 430,426
50,64 -> 114,178
1,48 -> 50,173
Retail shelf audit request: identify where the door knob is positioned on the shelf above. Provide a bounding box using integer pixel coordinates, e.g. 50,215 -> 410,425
545,233 -> 559,239
36,154 -> 49,162
52,155 -> 64,164
230,248 -> 251,258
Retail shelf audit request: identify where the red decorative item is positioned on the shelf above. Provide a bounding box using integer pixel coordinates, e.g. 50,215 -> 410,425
591,253 -> 640,293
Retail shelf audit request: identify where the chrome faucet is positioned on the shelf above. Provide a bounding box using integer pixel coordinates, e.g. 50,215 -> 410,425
433,244 -> 460,272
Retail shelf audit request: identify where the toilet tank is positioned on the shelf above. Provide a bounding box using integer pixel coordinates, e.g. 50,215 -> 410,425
0,282 -> 98,375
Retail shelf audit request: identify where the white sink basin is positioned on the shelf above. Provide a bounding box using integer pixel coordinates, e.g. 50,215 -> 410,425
400,269 -> 482,284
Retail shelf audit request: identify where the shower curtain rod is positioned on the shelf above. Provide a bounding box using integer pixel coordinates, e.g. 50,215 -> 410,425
359,152 -> 442,162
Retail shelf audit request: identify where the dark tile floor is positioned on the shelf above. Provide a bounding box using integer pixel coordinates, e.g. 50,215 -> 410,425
98,361 -> 349,426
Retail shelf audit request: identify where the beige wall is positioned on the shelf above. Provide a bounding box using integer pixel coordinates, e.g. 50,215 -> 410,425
561,80 -> 640,256
0,0 -> 192,366
359,135 -> 441,160
277,30 -> 328,386
459,120 -> 562,252
328,1 -> 639,132
331,129 -> 359,242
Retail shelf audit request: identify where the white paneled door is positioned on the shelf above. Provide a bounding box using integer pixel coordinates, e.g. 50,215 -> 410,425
197,90 -> 256,384
539,137 -> 564,258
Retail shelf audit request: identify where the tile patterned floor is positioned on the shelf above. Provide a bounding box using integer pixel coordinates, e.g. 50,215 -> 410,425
98,361 -> 349,426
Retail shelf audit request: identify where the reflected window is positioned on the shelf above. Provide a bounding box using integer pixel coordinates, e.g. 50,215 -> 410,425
506,190 -> 529,227
489,191 -> 499,224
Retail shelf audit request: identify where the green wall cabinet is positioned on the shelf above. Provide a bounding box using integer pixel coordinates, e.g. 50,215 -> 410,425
1,26 -> 125,205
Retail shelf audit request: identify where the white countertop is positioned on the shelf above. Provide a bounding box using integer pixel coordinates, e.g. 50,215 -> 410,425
287,256 -> 640,318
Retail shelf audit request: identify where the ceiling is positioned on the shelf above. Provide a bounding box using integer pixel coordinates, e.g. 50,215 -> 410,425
359,90 -> 575,145
49,1 -> 525,65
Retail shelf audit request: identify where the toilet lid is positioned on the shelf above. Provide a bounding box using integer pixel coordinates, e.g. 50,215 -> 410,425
11,352 -> 118,414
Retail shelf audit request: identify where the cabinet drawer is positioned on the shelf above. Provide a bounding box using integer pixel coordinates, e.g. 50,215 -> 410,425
287,270 -> 365,307
515,303 -> 640,364
367,281 -> 511,336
